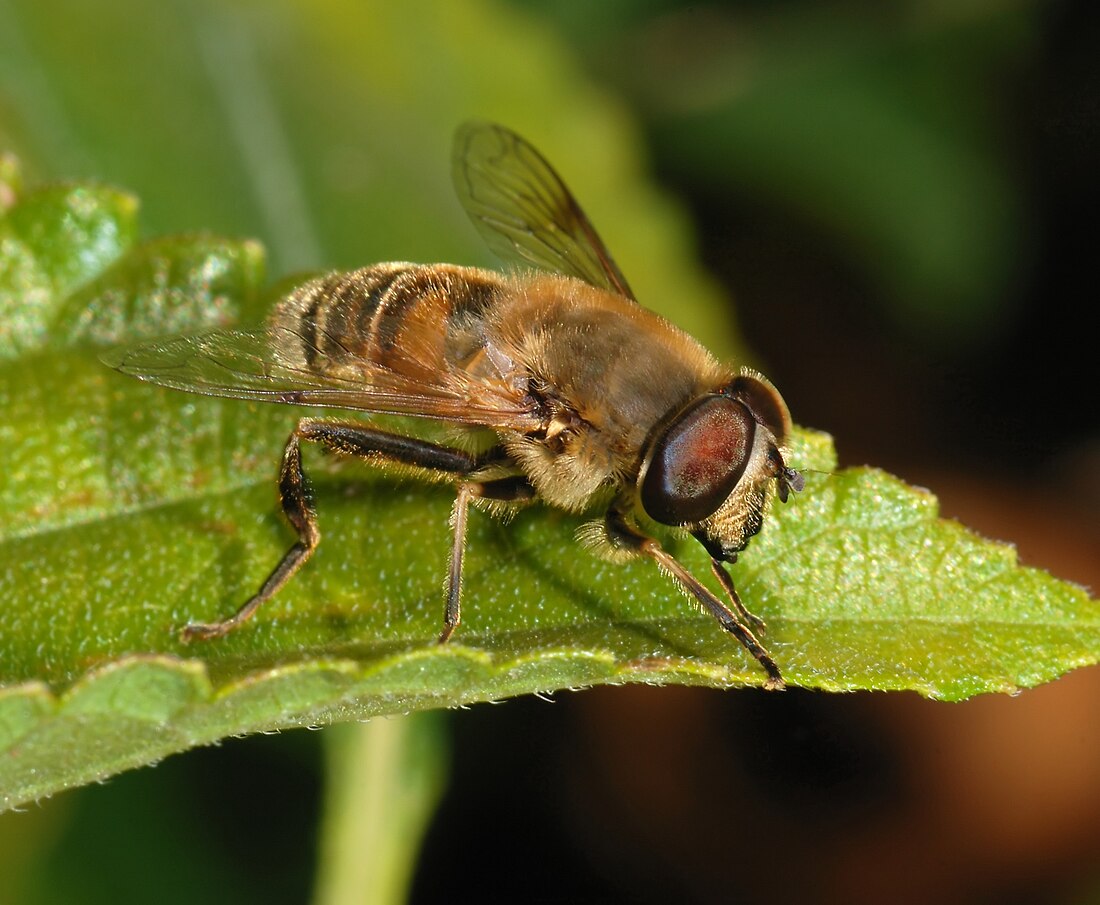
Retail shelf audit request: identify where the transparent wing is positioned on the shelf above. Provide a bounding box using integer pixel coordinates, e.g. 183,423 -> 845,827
101,325 -> 538,430
452,121 -> 636,300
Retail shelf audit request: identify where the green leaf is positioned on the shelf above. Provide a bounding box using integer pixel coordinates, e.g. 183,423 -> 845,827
1,162 -> 1096,813
0,181 -> 138,358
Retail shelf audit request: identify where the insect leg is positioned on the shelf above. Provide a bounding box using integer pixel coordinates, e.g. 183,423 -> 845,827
710,559 -> 768,634
441,484 -> 472,644
181,426 -> 319,642
605,510 -> 784,690
441,475 -> 536,643
180,417 -> 512,643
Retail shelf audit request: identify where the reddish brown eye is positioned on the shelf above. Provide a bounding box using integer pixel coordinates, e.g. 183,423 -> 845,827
640,395 -> 755,525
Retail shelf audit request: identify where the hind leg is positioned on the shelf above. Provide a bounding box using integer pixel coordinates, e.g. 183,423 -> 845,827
181,418 -> 529,642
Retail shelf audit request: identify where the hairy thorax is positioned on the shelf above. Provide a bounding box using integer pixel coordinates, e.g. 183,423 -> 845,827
486,274 -> 728,511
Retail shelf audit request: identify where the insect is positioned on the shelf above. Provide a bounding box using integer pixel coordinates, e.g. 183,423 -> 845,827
104,122 -> 804,688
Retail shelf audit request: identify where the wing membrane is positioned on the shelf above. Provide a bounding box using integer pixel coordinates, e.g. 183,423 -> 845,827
453,121 -> 636,300
102,326 -> 538,429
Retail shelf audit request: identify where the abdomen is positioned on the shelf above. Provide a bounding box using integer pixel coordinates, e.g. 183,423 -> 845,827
268,263 -> 508,381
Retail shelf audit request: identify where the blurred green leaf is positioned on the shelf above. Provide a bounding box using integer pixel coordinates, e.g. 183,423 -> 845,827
0,0 -> 733,354
559,1 -> 1032,342
1,155 -> 1096,812
0,182 -> 138,358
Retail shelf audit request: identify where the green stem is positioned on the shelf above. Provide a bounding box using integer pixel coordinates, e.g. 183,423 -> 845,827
312,713 -> 448,905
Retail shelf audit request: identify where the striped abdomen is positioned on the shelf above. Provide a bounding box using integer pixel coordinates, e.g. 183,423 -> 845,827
268,263 -> 506,382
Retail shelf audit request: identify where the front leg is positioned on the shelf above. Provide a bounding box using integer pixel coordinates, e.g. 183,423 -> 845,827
605,509 -> 784,690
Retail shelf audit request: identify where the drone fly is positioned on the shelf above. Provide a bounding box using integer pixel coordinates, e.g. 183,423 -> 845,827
104,123 -> 803,687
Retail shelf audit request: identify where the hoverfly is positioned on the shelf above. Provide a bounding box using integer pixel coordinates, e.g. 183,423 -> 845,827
104,123 -> 803,688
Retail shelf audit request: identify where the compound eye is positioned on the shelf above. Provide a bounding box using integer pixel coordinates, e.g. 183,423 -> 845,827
640,395 -> 755,525
724,374 -> 791,443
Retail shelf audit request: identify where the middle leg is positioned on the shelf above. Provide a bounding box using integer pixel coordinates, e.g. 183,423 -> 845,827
441,475 -> 536,643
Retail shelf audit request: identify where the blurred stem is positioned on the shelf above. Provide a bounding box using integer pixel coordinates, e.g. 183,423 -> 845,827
312,713 -> 448,905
